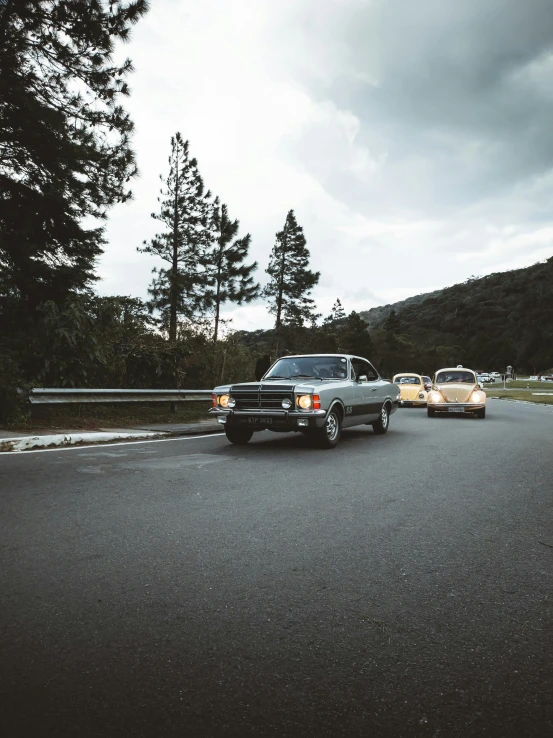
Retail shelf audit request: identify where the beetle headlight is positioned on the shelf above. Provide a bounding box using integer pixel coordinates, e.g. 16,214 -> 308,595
218,394 -> 230,408
418,392 -> 425,399
470,391 -> 484,403
428,391 -> 443,403
296,394 -> 312,410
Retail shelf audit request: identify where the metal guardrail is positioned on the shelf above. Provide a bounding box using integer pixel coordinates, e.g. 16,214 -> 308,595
29,388 -> 212,405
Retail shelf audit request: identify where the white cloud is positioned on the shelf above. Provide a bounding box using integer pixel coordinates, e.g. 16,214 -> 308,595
98,0 -> 553,331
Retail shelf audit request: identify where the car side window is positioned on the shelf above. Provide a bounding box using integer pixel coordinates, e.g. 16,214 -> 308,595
351,359 -> 378,382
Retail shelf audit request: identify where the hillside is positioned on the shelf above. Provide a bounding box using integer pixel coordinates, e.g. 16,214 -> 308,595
359,288 -> 443,330
233,257 -> 553,376
375,257 -> 553,374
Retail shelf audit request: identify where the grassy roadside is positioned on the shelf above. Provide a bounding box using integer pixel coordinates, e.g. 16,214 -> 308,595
485,390 -> 553,405
0,402 -> 212,433
484,379 -> 553,390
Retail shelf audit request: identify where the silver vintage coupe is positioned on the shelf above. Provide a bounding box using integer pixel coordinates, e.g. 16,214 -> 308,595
210,354 -> 400,448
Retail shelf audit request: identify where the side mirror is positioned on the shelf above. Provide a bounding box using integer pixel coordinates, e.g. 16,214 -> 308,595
358,375 -> 368,383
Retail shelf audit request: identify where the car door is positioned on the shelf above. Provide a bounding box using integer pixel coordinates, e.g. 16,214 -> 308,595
350,358 -> 381,424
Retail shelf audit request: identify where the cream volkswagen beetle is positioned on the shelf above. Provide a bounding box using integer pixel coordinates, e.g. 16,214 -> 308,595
427,366 -> 487,419
393,373 -> 428,407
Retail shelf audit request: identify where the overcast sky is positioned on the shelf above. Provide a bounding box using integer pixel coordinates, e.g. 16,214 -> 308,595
98,0 -> 553,330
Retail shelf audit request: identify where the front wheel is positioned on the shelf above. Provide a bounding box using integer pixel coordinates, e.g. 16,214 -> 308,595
476,407 -> 486,419
427,407 -> 436,417
310,408 -> 342,449
225,426 -> 254,445
372,404 -> 390,435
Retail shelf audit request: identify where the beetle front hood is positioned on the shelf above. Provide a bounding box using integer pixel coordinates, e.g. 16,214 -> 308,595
435,383 -> 476,403
399,385 -> 425,400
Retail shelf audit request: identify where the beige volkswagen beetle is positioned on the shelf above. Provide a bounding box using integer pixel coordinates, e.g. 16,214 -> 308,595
427,366 -> 486,419
393,373 -> 428,407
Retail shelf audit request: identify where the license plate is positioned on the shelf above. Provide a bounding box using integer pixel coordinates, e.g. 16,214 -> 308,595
247,417 -> 273,425
448,407 -> 464,413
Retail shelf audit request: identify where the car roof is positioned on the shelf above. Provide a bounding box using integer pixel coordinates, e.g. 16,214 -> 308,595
393,373 -> 422,378
435,367 -> 476,373
277,354 -> 371,362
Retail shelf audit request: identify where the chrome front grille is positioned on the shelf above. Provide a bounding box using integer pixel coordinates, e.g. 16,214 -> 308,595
231,389 -> 294,410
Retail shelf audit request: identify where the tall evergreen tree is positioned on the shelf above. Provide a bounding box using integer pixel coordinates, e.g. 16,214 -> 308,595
383,309 -> 401,334
203,200 -> 259,342
0,0 -> 148,306
341,311 -> 373,358
324,298 -> 346,326
262,209 -> 320,354
139,134 -> 211,342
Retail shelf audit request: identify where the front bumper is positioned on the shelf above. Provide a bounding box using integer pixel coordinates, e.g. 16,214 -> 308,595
399,399 -> 427,407
429,402 -> 485,413
209,407 -> 328,430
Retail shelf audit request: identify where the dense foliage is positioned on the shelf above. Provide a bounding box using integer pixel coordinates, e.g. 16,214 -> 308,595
362,258 -> 553,376
0,0 -> 148,305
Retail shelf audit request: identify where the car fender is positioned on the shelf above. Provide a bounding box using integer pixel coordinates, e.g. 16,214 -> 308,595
327,398 -> 346,421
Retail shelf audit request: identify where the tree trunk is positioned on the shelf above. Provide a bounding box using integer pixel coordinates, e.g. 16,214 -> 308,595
169,149 -> 179,344
213,240 -> 223,342
274,234 -> 287,356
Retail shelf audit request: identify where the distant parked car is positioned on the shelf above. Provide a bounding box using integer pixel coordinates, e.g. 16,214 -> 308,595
393,373 -> 428,407
490,372 -> 501,379
427,367 -> 487,419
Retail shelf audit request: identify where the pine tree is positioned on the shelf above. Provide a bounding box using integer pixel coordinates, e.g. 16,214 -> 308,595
203,200 -> 259,342
383,309 -> 401,334
262,210 -> 320,354
139,134 -> 211,342
0,0 -> 148,306
324,298 -> 346,326
341,311 -> 373,358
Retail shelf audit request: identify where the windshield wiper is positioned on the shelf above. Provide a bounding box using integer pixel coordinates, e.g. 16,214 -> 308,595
263,375 -> 288,380
289,374 -> 324,380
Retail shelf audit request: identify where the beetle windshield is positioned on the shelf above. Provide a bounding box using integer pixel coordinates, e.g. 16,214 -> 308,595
436,371 -> 475,384
264,356 -> 348,380
394,376 -> 420,385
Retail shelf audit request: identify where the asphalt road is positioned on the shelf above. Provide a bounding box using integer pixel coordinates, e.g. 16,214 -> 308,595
1,400 -> 552,738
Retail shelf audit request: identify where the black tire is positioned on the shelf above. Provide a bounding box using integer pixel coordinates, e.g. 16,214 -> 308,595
476,407 -> 486,419
225,426 -> 254,445
310,408 -> 342,449
372,403 -> 390,434
427,407 -> 436,417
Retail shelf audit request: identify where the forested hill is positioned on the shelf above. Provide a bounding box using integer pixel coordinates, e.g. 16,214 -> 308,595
372,257 -> 553,375
359,288 -> 443,330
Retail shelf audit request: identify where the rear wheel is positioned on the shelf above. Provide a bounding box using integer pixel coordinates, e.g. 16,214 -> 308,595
427,407 -> 436,417
310,408 -> 342,449
372,403 -> 390,435
476,407 -> 486,419
225,426 -> 254,445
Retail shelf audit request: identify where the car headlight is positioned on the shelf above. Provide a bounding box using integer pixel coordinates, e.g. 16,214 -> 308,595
418,392 -> 425,399
470,391 -> 484,403
282,398 -> 292,409
218,394 -> 230,408
296,394 -> 312,410
428,391 -> 443,403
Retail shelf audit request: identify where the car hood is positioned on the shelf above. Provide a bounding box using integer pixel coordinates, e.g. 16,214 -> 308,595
434,383 -> 476,402
222,379 -> 341,392
399,385 -> 425,400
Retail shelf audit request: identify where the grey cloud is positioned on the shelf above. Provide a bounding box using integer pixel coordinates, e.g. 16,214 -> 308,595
274,0 -> 553,217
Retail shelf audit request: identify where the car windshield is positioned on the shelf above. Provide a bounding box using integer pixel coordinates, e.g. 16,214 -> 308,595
436,371 -> 475,384
422,377 -> 431,383
394,376 -> 420,385
264,356 -> 348,380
